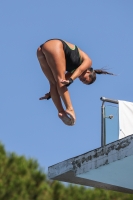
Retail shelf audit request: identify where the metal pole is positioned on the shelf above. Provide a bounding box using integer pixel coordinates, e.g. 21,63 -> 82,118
100,97 -> 118,147
101,101 -> 105,146
100,97 -> 118,104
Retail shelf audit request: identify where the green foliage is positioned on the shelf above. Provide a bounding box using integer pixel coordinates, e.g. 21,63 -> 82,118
0,143 -> 52,200
0,142 -> 133,200
51,183 -> 133,200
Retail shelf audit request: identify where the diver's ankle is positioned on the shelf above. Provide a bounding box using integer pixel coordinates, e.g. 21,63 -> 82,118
66,107 -> 74,111
58,109 -> 65,113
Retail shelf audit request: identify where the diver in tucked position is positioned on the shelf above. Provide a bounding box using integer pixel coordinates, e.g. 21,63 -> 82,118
37,39 -> 114,126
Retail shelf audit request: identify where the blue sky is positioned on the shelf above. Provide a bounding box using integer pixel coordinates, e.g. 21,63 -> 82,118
0,1 -> 133,174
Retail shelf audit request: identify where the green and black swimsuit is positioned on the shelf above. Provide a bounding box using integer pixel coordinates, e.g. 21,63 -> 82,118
40,39 -> 82,73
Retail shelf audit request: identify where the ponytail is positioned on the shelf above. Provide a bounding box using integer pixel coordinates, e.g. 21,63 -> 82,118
94,68 -> 115,75
88,67 -> 115,84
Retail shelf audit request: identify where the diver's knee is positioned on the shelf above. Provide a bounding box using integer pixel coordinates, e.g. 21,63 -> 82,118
36,47 -> 45,60
37,47 -> 42,56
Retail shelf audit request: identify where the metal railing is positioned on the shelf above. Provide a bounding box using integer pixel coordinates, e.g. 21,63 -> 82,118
100,97 -> 118,147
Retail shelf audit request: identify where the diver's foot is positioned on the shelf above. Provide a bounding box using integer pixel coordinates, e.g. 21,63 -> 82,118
58,111 -> 74,126
65,109 -> 76,125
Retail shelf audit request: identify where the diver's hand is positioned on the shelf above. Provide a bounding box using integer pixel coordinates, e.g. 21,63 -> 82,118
61,78 -> 73,86
60,79 -> 69,85
39,92 -> 51,100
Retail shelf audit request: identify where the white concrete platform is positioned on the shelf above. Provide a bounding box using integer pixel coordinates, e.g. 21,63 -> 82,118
48,134 -> 133,193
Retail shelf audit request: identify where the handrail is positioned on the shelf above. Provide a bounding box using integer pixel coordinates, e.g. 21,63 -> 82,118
100,97 -> 118,104
100,97 -> 118,146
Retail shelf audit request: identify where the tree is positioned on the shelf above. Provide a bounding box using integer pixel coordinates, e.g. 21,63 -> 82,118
0,143 -> 52,200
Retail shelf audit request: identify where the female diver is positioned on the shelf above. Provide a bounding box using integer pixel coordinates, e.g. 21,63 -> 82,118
37,39 -> 114,126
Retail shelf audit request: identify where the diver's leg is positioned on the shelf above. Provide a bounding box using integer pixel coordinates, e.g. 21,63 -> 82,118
41,40 -> 76,124
37,47 -> 72,125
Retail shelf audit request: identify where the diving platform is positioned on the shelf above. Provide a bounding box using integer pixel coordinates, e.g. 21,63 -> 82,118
48,97 -> 133,193
48,134 -> 133,193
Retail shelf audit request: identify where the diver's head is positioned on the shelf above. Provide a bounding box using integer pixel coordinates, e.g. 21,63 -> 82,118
79,67 -> 115,85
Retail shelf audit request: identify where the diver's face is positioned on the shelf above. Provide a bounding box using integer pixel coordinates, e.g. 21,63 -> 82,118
79,70 -> 91,85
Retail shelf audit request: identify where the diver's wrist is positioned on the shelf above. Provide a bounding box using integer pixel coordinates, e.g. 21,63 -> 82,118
69,78 -> 73,84
66,78 -> 73,87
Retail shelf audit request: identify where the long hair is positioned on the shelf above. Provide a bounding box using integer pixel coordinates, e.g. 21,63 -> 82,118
88,67 -> 115,84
